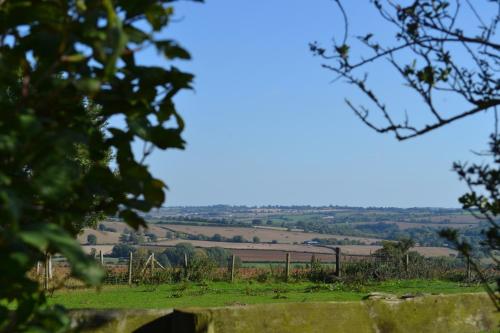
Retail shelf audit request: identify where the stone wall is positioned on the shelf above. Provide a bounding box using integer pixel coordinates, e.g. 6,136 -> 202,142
71,293 -> 499,333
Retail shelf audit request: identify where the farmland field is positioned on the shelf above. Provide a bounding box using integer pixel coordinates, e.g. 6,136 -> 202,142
161,224 -> 380,244
146,240 -> 457,259
48,280 -> 485,309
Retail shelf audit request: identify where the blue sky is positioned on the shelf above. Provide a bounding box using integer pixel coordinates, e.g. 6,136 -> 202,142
133,0 -> 494,208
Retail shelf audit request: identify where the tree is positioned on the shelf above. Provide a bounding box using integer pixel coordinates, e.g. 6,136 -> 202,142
253,236 -> 261,243
128,231 -> 145,245
119,233 -> 130,244
146,232 -> 158,242
211,233 -> 223,242
111,244 -> 136,258
163,243 -> 196,267
312,0 -> 499,308
231,235 -> 245,243
311,0 -> 499,140
87,234 -> 97,246
205,247 -> 232,266
166,231 -> 174,239
375,238 -> 415,259
252,219 -> 262,225
0,1 -> 200,331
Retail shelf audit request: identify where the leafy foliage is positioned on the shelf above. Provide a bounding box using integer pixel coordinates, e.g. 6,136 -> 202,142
163,243 -> 197,267
0,0 -> 200,331
374,238 -> 415,260
111,244 -> 136,258
87,234 -> 97,245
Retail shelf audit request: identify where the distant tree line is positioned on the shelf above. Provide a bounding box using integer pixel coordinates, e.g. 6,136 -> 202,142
109,243 -> 240,269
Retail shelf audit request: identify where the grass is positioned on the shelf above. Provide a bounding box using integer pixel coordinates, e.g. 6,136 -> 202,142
48,280 -> 486,309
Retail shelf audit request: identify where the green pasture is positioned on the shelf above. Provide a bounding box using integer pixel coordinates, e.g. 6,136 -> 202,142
49,280 -> 485,309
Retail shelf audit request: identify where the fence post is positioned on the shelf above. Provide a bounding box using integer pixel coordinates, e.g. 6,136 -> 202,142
48,254 -> 52,279
285,253 -> 291,281
100,250 -> 104,266
404,253 -> 409,275
466,257 -> 471,282
335,247 -> 341,278
36,261 -> 41,276
230,255 -> 236,283
150,253 -> 155,277
183,252 -> 188,278
128,251 -> 133,285
44,254 -> 49,291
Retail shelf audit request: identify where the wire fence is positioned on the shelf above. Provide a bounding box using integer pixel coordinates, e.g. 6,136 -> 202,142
29,248 -> 497,290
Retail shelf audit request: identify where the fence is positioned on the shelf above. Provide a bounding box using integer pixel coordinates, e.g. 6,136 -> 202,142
30,247 -> 492,290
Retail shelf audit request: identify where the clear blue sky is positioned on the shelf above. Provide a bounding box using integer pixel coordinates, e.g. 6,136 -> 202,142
132,0 -> 494,208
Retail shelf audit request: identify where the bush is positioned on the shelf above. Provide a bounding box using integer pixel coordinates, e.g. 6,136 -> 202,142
186,256 -> 217,282
156,253 -> 171,267
231,235 -> 246,243
164,243 -> 196,267
205,247 -> 232,266
111,244 -> 136,258
211,233 -> 222,242
87,234 -> 97,245
145,232 -> 158,242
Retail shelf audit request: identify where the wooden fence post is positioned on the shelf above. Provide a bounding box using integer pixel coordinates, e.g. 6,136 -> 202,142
44,254 -> 49,291
404,253 -> 409,275
150,253 -> 155,277
183,252 -> 188,278
335,247 -> 341,278
285,253 -> 291,281
36,261 -> 41,276
100,250 -> 104,265
466,257 -> 471,282
128,251 -> 133,285
230,255 -> 236,283
48,254 -> 52,279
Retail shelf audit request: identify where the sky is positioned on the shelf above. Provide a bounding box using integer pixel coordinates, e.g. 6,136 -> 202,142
131,0 -> 494,208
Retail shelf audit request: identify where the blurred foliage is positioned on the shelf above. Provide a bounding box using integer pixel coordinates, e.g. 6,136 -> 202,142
0,0 -> 201,331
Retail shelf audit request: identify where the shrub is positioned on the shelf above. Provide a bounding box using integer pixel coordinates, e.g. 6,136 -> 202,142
164,243 -> 196,267
205,247 -> 232,267
111,244 -> 136,258
231,235 -> 246,243
186,256 -> 217,282
211,233 -> 223,242
87,234 -> 97,245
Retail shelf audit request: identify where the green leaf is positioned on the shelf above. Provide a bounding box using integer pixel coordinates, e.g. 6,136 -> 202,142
19,224 -> 103,285
74,78 -> 101,93
145,5 -> 173,31
156,40 -> 191,60
61,53 -> 87,63
119,209 -> 146,229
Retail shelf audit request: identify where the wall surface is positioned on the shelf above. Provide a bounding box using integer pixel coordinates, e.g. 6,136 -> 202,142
71,293 -> 499,333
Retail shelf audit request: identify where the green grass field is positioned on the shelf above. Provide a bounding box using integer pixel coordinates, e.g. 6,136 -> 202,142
49,280 -> 486,309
